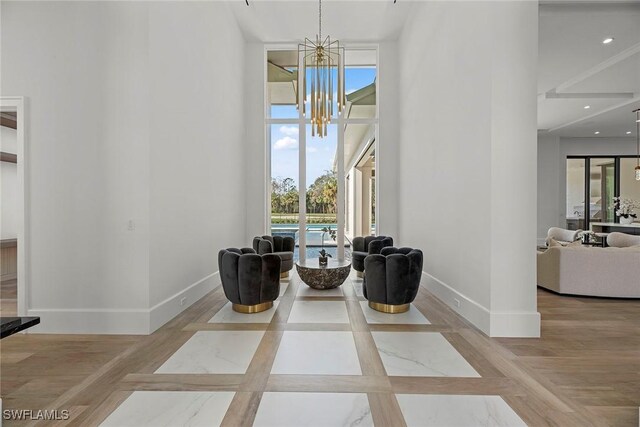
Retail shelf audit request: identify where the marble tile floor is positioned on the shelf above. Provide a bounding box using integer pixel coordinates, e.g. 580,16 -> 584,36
57,270 -> 567,426
371,331 -> 480,377
296,284 -> 344,297
271,330 -> 362,375
102,391 -> 525,427
155,331 -> 265,374
287,300 -> 350,324
100,391 -> 235,427
396,394 -> 527,427
253,392 -> 373,427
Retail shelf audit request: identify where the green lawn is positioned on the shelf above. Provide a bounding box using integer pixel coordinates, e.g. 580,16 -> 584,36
271,213 -> 337,224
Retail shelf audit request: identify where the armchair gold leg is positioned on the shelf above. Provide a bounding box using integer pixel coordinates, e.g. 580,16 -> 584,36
356,271 -> 364,279
232,301 -> 273,314
368,301 -> 410,314
280,271 -> 289,279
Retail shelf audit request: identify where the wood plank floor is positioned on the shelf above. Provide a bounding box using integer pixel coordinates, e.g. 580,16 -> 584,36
0,274 -> 638,426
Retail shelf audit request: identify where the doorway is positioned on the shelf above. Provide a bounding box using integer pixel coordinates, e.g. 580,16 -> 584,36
1,97 -> 26,317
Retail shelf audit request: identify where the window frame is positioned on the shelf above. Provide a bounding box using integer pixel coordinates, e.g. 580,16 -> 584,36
566,155 -> 639,230
264,44 -> 379,261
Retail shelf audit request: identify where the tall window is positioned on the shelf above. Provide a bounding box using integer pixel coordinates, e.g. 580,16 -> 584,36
270,124 -> 299,255
266,48 -> 378,261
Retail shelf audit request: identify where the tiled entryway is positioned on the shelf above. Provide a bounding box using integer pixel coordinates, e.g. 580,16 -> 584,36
95,270 -> 530,426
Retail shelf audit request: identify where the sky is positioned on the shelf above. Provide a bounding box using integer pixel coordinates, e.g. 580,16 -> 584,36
271,67 -> 376,189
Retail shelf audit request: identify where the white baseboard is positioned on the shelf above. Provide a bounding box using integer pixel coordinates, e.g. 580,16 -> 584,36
490,311 -> 540,337
26,307 -> 151,335
421,272 -> 491,335
421,271 -> 540,338
149,272 -> 220,333
27,272 -> 220,335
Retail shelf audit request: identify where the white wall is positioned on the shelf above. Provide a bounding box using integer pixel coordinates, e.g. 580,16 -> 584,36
537,134 -> 560,245
1,126 -> 18,239
376,42 -> 399,239
244,43 -> 268,240
537,136 -> 638,243
2,2 -> 151,333
397,1 -> 539,337
147,2 -> 247,330
1,1 -> 246,334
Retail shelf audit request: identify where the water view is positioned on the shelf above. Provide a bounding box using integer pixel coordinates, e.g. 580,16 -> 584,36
271,223 -> 351,261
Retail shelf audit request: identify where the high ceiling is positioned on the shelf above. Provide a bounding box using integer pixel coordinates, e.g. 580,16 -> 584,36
230,1 -> 414,43
538,2 -> 640,138
234,1 -> 640,139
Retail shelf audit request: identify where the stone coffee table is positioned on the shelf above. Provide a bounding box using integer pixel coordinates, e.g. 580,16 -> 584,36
295,259 -> 351,290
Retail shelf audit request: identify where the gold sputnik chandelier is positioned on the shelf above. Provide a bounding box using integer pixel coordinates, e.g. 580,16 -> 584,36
297,0 -> 345,138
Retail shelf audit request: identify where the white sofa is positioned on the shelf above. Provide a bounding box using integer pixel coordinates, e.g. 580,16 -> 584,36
537,245 -> 640,298
607,232 -> 640,248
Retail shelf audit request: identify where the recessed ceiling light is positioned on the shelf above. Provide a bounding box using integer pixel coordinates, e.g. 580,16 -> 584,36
627,131 -> 632,135
584,105 -> 591,109
602,37 -> 614,44
594,131 -> 600,135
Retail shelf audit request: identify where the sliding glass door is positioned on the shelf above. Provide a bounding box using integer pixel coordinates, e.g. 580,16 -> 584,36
588,158 -> 615,226
566,159 -> 586,230
566,156 -> 639,230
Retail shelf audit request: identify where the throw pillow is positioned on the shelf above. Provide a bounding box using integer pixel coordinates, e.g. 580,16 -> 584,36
548,238 -> 562,247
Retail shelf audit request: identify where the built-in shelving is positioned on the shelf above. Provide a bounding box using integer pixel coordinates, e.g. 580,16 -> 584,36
0,152 -> 17,163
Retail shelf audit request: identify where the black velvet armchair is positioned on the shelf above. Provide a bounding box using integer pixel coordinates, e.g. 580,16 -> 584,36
351,236 -> 394,277
218,248 -> 281,313
363,247 -> 423,313
253,235 -> 295,278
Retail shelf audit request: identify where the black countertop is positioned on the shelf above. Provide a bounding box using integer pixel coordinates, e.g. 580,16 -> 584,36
0,316 -> 40,339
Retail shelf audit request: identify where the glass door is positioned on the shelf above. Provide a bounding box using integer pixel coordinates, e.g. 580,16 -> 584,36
566,158 -> 586,230
566,156 -> 640,230
589,158 -> 615,225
